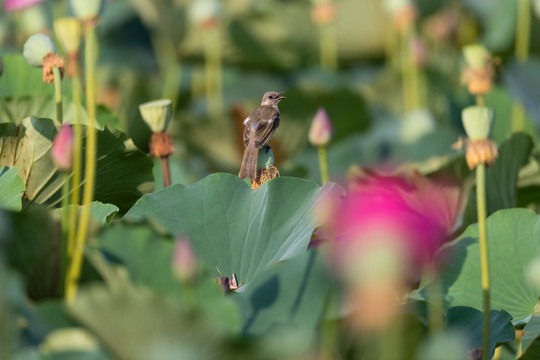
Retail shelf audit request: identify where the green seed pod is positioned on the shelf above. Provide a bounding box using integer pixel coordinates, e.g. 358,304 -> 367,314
54,17 -> 82,54
23,33 -> 55,67
139,99 -> 172,133
69,0 -> 105,19
462,44 -> 489,70
461,106 -> 494,140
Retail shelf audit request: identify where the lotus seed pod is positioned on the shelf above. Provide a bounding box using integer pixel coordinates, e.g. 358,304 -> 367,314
462,44 -> 490,70
69,0 -> 105,20
309,108 -> 333,147
54,18 -> 82,54
23,33 -> 56,67
139,99 -> 172,133
461,106 -> 493,140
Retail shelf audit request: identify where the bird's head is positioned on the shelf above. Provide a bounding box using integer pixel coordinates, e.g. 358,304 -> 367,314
261,91 -> 286,106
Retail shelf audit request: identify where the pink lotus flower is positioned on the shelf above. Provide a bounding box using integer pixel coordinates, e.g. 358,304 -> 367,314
332,170 -> 462,280
309,108 -> 333,147
3,0 -> 45,12
51,125 -> 74,171
172,236 -> 196,282
324,170 -> 462,331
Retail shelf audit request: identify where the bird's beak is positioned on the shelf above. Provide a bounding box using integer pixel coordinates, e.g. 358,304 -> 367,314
277,92 -> 286,101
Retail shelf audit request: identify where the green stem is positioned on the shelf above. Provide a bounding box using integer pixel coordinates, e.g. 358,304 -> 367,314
426,262 -> 444,334
476,163 -> 491,360
512,0 -> 531,133
319,23 -> 338,71
53,66 -> 63,124
318,146 -> 329,184
59,172 -> 70,296
204,27 -> 223,118
67,23 -> 98,304
68,68 -> 83,256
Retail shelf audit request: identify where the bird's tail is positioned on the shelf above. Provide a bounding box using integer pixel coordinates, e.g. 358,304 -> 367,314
239,142 -> 258,180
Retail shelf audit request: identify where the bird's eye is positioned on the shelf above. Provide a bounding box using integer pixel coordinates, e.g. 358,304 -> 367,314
269,95 -> 274,99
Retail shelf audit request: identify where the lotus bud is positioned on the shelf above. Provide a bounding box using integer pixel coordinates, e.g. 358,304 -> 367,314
23,33 -> 55,67
52,125 -> 74,171
309,108 -> 333,147
3,0 -> 45,12
139,99 -> 172,133
461,106 -> 493,141
462,44 -> 490,70
69,0 -> 105,20
190,0 -> 222,28
172,236 -> 196,283
54,17 -> 82,54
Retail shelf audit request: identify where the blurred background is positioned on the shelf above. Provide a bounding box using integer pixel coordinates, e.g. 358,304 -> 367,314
1,0 -> 539,188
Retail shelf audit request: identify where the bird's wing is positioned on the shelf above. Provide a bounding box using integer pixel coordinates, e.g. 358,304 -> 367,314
252,108 -> 280,148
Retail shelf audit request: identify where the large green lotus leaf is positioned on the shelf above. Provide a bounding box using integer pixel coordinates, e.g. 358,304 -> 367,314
0,166 -> 25,211
465,0 -> 516,51
0,96 -> 124,131
234,249 -> 342,356
0,117 -> 63,204
446,307 -> 515,359
94,223 -> 241,333
413,209 -> 540,325
0,117 -> 153,211
124,174 -> 326,283
522,313 -> 540,355
69,281 -> 239,360
0,54 -> 52,97
503,57 -> 540,124
5,202 -> 119,300
461,133 -> 533,228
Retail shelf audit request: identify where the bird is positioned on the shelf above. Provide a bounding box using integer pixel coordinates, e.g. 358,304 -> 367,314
238,91 -> 285,181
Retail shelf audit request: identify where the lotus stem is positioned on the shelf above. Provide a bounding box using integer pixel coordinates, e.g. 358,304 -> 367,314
204,27 -> 223,118
59,172 -> 70,295
319,23 -> 337,71
512,0 -> 531,133
161,156 -> 171,187
318,146 -> 329,184
476,162 -> 490,360
66,22 -> 98,304
53,66 -> 63,124
68,62 -> 83,259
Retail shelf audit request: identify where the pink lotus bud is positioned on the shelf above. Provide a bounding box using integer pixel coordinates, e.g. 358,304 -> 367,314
172,236 -> 196,282
51,125 -> 74,171
309,108 -> 333,147
3,0 -> 44,12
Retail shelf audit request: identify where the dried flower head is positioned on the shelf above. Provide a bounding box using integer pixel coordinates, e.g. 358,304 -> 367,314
309,108 -> 333,147
52,125 -> 74,171
149,132 -> 174,158
465,139 -> 498,170
461,44 -> 495,96
251,165 -> 279,190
